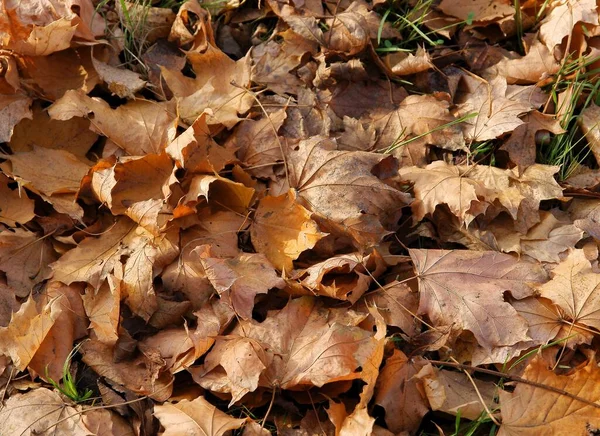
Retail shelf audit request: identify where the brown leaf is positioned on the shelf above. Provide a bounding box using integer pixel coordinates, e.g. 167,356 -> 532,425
91,55 -> 147,99
281,137 -> 410,247
19,48 -> 99,100
1,146 -> 89,196
295,251 -> 386,303
439,0 -> 514,22
199,247 -> 285,319
121,227 -> 179,320
90,153 -> 175,234
251,190 -> 326,272
82,276 -> 121,345
501,111 -> 565,174
539,0 -> 598,51
487,39 -> 560,85
51,218 -> 137,289
183,174 -> 255,215
381,46 -> 434,76
251,29 -> 318,94
455,75 -> 536,141
416,364 -> 497,420
499,356 -> 600,435
10,103 -> 98,161
194,297 -> 379,397
29,282 -> 88,381
0,228 -> 57,295
166,113 -> 236,174
81,339 -> 173,401
374,350 -> 429,433
226,109 -> 287,179
0,94 -> 32,143
162,45 -> 252,128
0,388 -> 89,435
358,281 -> 419,336
537,249 -> 600,333
410,249 -> 547,351
0,295 -> 61,371
0,173 -> 35,226
154,396 -> 248,436
49,90 -> 178,155
578,103 -> 600,167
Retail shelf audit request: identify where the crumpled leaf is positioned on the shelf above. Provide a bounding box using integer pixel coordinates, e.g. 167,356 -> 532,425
539,0 -> 598,51
49,90 -> 178,155
0,94 -> 32,143
199,246 -> 285,319
192,297 -> 379,401
81,339 -> 173,401
0,173 -> 35,226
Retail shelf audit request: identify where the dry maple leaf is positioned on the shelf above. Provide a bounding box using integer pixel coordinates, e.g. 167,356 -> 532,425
161,44 -> 252,128
198,246 -> 285,319
251,189 -> 327,272
0,295 -> 61,371
10,103 -> 98,160
0,173 -> 35,227
295,251 -> 386,303
454,75 -> 536,141
537,249 -> 600,333
0,388 -> 89,436
81,276 -> 121,345
499,355 -> 600,435
0,228 -> 57,295
280,136 -> 410,247
154,396 -> 248,436
193,297 -> 379,399
81,339 -> 173,401
538,0 -> 598,51
166,113 -> 236,174
410,249 -> 548,351
226,109 -> 287,179
51,218 -> 137,289
29,282 -> 88,381
416,364 -> 498,421
49,90 -> 178,155
0,94 -> 33,144
578,103 -> 600,167
374,349 -> 429,433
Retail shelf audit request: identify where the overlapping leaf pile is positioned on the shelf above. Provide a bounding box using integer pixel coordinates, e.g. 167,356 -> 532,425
2,0 -> 600,434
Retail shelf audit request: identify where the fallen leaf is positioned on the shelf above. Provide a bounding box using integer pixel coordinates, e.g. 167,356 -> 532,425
537,249 -> 600,333
539,0 -> 598,51
199,247 -> 285,319
374,350 -> 429,433
499,356 -> 600,435
0,388 -> 89,435
578,103 -> 600,167
280,136 -> 410,247
410,249 -> 547,350
0,173 -> 35,226
0,228 -> 57,295
0,94 -> 32,143
251,190 -> 326,272
154,396 -> 248,436
81,339 -> 173,401
0,296 -> 61,371
49,90 -> 178,155
0,146 -> 89,196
